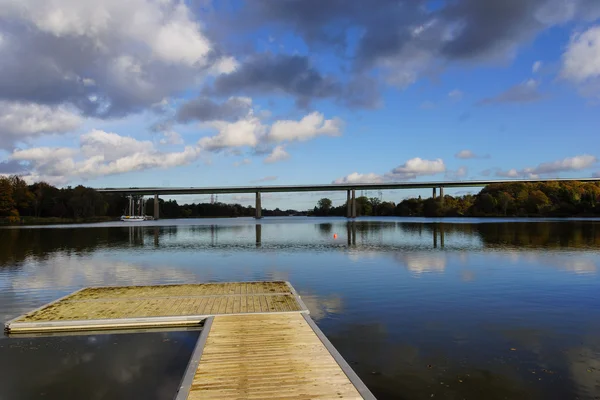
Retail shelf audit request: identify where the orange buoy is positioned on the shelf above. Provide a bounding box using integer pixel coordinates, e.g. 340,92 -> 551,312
333,234 -> 338,239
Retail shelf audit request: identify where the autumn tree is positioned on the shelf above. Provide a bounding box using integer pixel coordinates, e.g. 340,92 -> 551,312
0,177 -> 16,217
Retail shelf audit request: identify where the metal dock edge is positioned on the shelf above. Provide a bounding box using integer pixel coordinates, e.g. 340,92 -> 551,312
174,317 -> 214,400
302,313 -> 376,400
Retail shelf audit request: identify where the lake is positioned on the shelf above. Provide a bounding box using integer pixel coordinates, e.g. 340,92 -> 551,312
1,217 -> 599,399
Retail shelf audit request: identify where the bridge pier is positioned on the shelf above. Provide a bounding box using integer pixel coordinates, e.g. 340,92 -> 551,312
255,224 -> 262,247
432,187 -> 437,199
153,194 -> 159,220
351,189 -> 356,218
346,190 -> 351,218
255,192 -> 262,219
439,187 -> 444,205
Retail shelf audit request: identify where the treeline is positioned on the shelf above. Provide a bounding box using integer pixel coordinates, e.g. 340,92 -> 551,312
0,175 -> 300,223
312,181 -> 600,217
0,176 -> 125,222
154,198 -> 300,219
2,176 -> 599,223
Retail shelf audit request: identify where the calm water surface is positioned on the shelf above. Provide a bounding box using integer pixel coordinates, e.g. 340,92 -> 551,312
1,217 -> 599,400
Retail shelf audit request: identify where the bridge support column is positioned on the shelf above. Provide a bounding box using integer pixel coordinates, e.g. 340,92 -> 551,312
255,224 -> 262,247
346,190 -> 351,218
439,187 -> 444,205
255,192 -> 262,219
153,194 -> 159,220
432,187 -> 437,199
351,189 -> 356,218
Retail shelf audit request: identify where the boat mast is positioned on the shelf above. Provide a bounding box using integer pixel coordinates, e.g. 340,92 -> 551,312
129,196 -> 133,217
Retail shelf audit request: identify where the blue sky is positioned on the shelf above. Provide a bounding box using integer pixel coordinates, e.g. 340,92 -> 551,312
0,0 -> 599,209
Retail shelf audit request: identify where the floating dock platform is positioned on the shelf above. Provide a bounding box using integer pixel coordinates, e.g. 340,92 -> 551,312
5,281 -> 375,399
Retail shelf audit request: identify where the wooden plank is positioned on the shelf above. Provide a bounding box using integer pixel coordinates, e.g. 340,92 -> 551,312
186,313 -> 367,400
5,282 -> 309,333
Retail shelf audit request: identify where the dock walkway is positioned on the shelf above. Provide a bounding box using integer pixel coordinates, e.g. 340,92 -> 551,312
5,281 -> 375,399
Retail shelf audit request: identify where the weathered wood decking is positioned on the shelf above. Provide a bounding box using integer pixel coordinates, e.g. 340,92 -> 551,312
5,282 -> 306,333
179,313 -> 371,399
4,282 -> 375,399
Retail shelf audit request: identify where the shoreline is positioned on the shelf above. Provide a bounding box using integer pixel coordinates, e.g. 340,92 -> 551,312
2,214 -> 600,227
0,216 -> 116,226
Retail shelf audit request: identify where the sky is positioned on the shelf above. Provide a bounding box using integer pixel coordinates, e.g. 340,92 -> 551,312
1,0 -> 600,210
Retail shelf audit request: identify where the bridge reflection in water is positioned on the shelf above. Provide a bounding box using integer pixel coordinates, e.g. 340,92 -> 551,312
109,220 -> 600,253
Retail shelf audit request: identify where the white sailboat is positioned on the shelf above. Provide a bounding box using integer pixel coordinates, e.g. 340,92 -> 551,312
121,196 -> 146,222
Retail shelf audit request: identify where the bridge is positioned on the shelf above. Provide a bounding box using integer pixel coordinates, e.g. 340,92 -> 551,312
96,177 -> 600,220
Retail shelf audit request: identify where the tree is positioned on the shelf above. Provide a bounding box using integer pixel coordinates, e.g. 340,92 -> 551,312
395,198 -> 423,216
0,177 -> 16,217
477,193 -> 497,215
378,201 -> 395,216
9,176 -> 34,216
368,197 -> 381,215
355,196 -> 372,216
527,190 -> 551,214
317,198 -> 332,215
497,192 -> 514,216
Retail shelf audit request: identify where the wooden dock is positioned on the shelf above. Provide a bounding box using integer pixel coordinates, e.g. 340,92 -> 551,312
5,281 -> 306,333
5,281 -> 375,399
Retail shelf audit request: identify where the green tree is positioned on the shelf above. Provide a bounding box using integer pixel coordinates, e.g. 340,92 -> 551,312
355,196 -> 372,216
477,193 -> 497,215
378,201 -> 395,216
317,198 -> 333,215
0,177 -> 16,217
497,191 -> 514,216
9,176 -> 34,216
368,197 -> 381,215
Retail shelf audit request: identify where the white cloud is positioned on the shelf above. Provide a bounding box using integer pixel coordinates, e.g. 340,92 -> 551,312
562,26 -> 600,83
387,157 -> 446,180
268,112 -> 342,142
495,155 -> 598,178
159,130 -> 184,145
528,154 -> 597,174
0,101 -> 82,149
199,115 -> 265,151
0,0 -> 229,117
495,168 -> 521,178
10,129 -> 201,185
198,111 -> 343,153
333,172 -> 384,184
264,145 -> 290,163
532,60 -> 543,73
233,158 -> 251,167
379,44 -> 435,89
12,147 -> 77,162
479,79 -> 544,104
81,129 -> 155,161
448,89 -> 463,101
445,166 -> 468,179
455,149 -> 489,159
1,0 -> 210,67
333,157 -> 446,184
455,150 -> 476,159
209,56 -> 239,75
